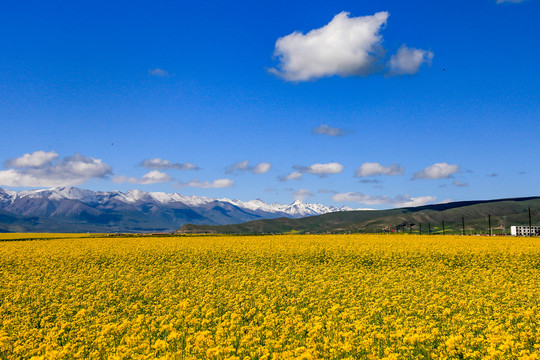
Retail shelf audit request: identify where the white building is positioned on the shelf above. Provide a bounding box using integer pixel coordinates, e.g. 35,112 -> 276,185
510,226 -> 540,236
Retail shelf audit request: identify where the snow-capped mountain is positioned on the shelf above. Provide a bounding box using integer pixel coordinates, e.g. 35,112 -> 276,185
0,187 -> 362,233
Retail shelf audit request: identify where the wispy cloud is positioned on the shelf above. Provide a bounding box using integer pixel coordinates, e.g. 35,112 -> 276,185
497,0 -> 527,3
388,45 -> 433,75
293,162 -> 344,177
453,180 -> 469,187
355,162 -> 404,177
413,162 -> 460,180
113,170 -> 173,185
0,151 -> 112,187
148,68 -> 169,77
332,192 -> 436,207
176,178 -> 234,189
293,188 -> 314,201
226,160 -> 272,174
278,171 -> 303,181
312,125 -> 346,137
140,158 -> 199,171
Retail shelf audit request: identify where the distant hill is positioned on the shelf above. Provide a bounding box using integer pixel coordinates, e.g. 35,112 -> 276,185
176,196 -> 540,235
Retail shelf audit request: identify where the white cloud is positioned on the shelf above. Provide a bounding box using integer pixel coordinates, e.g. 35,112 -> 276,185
413,162 -> 460,179
453,180 -> 469,187
355,162 -> 404,177
253,162 -> 272,174
332,192 -> 436,207
270,11 -> 389,81
113,170 -> 173,185
0,152 -> 112,187
312,125 -> 346,137
140,158 -> 199,171
388,45 -> 433,75
148,68 -> 169,77
278,171 -> 303,181
294,162 -> 344,177
497,0 -> 526,3
176,178 -> 234,189
226,161 -> 272,174
293,188 -> 314,201
4,150 -> 59,168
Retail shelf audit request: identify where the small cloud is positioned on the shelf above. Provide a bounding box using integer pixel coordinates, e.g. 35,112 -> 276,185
332,192 -> 436,207
355,162 -> 404,177
148,68 -> 169,77
453,180 -> 469,187
497,0 -> 527,3
265,187 -> 277,192
113,170 -> 173,185
387,45 -> 433,76
0,151 -> 112,187
359,179 -> 382,184
312,125 -> 346,137
318,188 -> 337,194
487,173 -> 499,177
176,178 -> 234,189
518,171 -> 526,175
438,198 -> 453,204
293,188 -> 314,201
140,158 -> 199,171
278,171 -> 303,181
413,162 -> 459,180
253,162 -> 272,174
293,162 -> 344,177
226,161 -> 272,174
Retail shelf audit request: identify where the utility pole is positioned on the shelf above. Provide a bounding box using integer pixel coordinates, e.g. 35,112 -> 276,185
488,214 -> 491,236
428,222 -> 431,235
529,207 -> 533,237
442,220 -> 445,235
462,216 -> 465,236
419,223 -> 422,235
503,216 -> 507,236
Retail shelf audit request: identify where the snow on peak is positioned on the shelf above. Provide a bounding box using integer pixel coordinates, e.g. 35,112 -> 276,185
0,187 -> 363,218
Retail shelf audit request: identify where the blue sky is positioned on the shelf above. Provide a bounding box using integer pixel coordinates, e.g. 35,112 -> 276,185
1,0 -> 539,208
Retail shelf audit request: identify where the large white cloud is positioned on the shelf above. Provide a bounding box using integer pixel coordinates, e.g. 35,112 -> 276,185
140,158 -> 199,171
270,11 -> 434,81
176,178 -> 234,189
332,192 -> 436,207
226,160 -> 272,174
413,163 -> 460,180
113,170 -> 173,185
0,152 -> 112,187
355,162 -> 404,177
270,11 -> 389,81
293,162 -> 344,177
388,45 -> 433,75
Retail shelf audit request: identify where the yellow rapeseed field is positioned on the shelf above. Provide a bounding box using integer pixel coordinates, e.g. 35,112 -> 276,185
0,234 -> 539,359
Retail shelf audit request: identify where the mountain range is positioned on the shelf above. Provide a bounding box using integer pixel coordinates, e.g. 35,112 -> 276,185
0,187 -> 357,233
